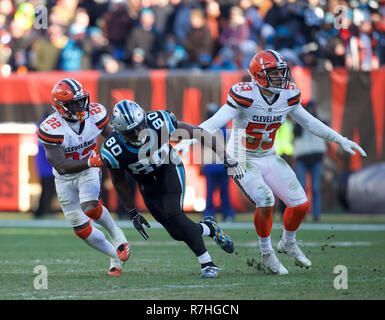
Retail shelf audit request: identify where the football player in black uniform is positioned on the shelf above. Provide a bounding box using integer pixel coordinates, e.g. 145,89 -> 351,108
98,100 -> 244,278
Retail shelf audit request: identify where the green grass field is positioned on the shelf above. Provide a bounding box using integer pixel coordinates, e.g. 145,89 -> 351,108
0,213 -> 384,301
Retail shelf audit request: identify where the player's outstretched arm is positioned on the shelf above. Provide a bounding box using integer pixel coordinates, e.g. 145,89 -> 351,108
109,169 -> 151,239
43,143 -> 102,175
173,104 -> 238,158
173,122 -> 245,179
290,105 -> 367,157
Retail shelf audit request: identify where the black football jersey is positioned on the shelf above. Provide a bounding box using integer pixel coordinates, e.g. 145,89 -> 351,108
100,110 -> 182,181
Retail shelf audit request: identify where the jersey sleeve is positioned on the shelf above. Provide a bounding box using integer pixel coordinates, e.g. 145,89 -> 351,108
159,110 -> 178,134
100,140 -> 121,169
89,103 -> 109,130
37,117 -> 64,146
286,82 -> 301,107
226,83 -> 254,109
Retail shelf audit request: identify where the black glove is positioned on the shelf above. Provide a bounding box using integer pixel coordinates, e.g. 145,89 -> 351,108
222,152 -> 245,180
128,208 -> 151,240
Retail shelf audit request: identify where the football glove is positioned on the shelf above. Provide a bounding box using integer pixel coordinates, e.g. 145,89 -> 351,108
87,153 -> 104,167
221,152 -> 245,180
173,138 -> 197,158
339,137 -> 367,157
128,208 -> 151,240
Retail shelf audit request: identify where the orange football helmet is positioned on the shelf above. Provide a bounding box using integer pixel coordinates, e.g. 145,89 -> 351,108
248,49 -> 291,94
51,78 -> 90,122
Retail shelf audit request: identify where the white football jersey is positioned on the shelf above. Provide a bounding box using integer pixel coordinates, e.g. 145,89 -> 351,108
38,102 -> 109,178
223,81 -> 301,158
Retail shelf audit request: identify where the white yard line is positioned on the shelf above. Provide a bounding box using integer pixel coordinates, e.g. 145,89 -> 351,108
0,220 -> 385,231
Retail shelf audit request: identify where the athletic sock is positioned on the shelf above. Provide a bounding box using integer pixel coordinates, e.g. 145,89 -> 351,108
258,235 -> 274,254
199,222 -> 213,237
84,226 -> 117,259
282,229 -> 296,243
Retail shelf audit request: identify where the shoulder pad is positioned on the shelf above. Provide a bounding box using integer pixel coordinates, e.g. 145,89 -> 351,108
37,115 -> 64,145
89,103 -> 109,130
286,82 -> 301,106
226,82 -> 254,108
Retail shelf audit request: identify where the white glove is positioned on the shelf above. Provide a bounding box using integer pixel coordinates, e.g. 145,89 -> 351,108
173,138 -> 197,158
339,137 -> 367,157
222,152 -> 246,180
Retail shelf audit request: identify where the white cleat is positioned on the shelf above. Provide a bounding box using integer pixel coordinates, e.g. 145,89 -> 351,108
277,239 -> 312,268
108,257 -> 123,276
260,251 -> 289,275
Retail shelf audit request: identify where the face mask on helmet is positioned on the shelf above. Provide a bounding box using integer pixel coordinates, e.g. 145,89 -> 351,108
62,96 -> 89,122
111,100 -> 148,147
118,119 -> 148,147
264,66 -> 291,93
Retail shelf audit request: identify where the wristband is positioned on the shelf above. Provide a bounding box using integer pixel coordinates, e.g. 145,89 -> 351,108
127,208 -> 138,219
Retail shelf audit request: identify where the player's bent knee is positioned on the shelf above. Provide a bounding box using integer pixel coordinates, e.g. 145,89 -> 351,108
83,203 -> 103,220
73,221 -> 93,240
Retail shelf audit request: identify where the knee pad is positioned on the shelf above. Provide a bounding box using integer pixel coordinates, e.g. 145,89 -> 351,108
74,224 -> 93,240
85,204 -> 103,220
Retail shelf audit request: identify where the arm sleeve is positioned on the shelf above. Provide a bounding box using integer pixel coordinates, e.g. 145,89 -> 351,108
290,104 -> 344,144
199,104 -> 239,133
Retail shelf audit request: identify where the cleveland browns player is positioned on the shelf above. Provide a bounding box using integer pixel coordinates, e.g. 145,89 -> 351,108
175,50 -> 367,275
38,78 -> 130,276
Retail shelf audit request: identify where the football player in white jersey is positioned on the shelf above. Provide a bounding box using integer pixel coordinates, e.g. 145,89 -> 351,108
175,50 -> 367,275
38,78 -> 130,276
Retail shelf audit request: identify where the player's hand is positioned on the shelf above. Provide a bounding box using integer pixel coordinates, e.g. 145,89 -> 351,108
87,153 -> 104,167
173,139 -> 197,158
222,152 -> 245,180
339,137 -> 367,157
128,208 -> 151,240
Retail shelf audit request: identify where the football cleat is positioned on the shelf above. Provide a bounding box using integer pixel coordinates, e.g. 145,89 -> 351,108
200,266 -> 219,278
260,251 -> 289,275
203,216 -> 234,253
277,239 -> 312,268
110,227 -> 130,262
108,257 -> 122,276
116,243 -> 130,262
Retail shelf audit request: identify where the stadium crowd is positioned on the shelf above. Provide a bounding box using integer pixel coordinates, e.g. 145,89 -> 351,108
0,0 -> 384,76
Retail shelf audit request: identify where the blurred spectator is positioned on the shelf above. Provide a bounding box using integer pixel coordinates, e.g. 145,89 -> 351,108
49,0 -> 79,27
183,8 -> 213,68
238,0 -> 264,44
157,34 -> 188,68
152,0 -> 175,36
219,6 -> 250,48
346,20 -> 379,70
293,101 -> 327,222
0,0 -> 384,72
126,8 -> 163,68
201,103 -> 236,222
34,112 -> 56,219
211,45 -> 238,70
82,26 -> 112,70
31,24 -> 67,71
59,23 -> 87,71
324,36 -> 346,70
102,0 -> 132,61
205,0 -> 221,56
173,0 -> 197,44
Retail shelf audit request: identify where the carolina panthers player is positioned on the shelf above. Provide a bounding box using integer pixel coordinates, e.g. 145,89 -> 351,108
175,50 -> 367,275
94,99 -> 244,278
38,78 -> 130,276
